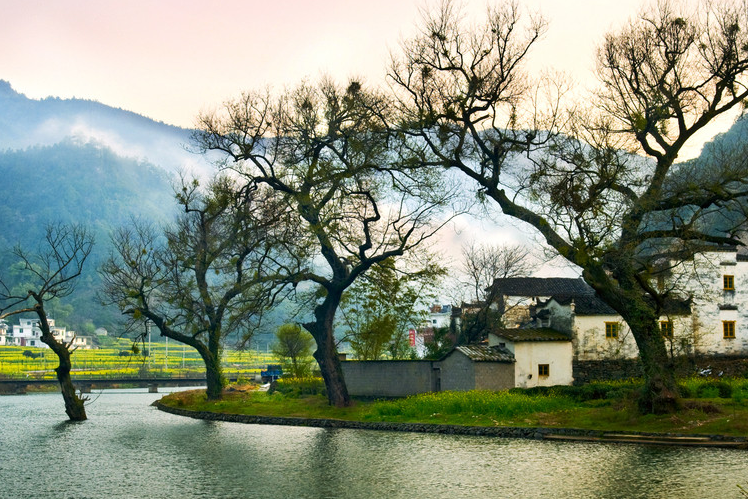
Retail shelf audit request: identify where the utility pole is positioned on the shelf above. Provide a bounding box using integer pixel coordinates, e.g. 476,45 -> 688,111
146,320 -> 151,369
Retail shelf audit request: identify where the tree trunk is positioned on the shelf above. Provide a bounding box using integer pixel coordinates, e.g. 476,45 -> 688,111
593,277 -> 679,414
37,316 -> 87,421
625,314 -> 679,414
197,344 -> 225,400
305,292 -> 350,407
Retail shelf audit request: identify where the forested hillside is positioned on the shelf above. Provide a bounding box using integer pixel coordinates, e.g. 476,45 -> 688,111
0,141 -> 176,332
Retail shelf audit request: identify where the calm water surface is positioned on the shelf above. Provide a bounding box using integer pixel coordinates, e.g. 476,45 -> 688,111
0,389 -> 746,499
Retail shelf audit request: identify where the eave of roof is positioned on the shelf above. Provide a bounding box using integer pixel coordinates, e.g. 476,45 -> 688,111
452,345 -> 515,363
490,328 -> 571,342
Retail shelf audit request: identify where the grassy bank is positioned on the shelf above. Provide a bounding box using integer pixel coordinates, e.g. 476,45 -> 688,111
159,377 -> 748,437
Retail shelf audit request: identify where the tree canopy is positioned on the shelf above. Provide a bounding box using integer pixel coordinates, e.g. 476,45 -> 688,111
391,0 -> 748,413
194,78 -> 458,406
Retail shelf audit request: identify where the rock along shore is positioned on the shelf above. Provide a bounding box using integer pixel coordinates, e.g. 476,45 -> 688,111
154,400 -> 747,449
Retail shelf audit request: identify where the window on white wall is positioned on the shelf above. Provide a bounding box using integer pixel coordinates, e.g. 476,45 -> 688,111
723,321 -> 736,339
724,275 -> 735,291
605,322 -> 619,339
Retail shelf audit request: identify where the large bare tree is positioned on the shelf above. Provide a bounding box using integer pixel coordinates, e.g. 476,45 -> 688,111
194,78 -> 456,406
391,0 -> 748,413
459,241 -> 532,303
0,224 -> 94,421
100,176 -> 299,399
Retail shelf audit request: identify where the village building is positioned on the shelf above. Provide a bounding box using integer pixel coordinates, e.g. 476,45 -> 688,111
0,320 -> 7,346
3,317 -> 91,349
341,247 -> 748,397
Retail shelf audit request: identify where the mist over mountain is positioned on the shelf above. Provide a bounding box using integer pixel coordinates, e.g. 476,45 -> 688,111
0,80 -> 198,334
0,80 -> 213,178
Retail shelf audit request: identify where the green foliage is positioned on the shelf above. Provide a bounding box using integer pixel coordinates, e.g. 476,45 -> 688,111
339,257 -> 444,360
678,378 -> 736,399
271,376 -> 326,397
272,323 -> 314,378
422,326 -> 455,360
371,390 -> 575,420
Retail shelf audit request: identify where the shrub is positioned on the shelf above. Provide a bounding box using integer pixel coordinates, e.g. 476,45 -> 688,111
678,378 -> 734,398
271,377 -> 326,397
511,381 -> 641,402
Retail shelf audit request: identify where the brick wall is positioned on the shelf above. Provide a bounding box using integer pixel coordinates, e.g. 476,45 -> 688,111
572,359 -> 642,384
439,352 -> 475,391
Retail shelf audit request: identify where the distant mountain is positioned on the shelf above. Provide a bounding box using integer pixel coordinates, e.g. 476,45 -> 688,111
0,141 -> 177,332
0,80 -> 203,333
0,80 -> 213,178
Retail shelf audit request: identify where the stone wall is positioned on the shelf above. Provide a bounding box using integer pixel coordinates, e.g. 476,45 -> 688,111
572,359 -> 642,384
341,360 -> 435,397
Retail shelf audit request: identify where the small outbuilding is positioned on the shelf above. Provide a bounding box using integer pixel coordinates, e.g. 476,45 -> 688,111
438,345 -> 515,392
488,328 -> 573,388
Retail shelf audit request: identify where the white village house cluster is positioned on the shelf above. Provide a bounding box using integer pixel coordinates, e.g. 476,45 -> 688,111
342,246 -> 748,397
0,317 -> 91,350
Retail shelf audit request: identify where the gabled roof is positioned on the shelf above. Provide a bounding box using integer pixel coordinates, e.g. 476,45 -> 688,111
453,345 -> 515,363
490,327 -> 571,342
490,277 -> 593,297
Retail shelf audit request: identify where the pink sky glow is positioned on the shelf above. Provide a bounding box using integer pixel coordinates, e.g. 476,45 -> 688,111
0,0 -> 735,156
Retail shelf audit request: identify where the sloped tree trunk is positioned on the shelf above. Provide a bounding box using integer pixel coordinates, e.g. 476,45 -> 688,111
37,313 -> 87,421
623,312 -> 679,414
305,292 -> 350,407
592,273 -> 679,414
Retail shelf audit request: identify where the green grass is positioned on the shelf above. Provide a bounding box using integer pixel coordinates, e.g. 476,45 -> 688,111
159,378 -> 748,437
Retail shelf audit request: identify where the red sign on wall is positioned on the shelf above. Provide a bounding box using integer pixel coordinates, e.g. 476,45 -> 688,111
409,329 -> 416,347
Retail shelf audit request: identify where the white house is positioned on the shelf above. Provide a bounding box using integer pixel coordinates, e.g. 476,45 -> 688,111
487,328 -> 574,388
0,320 -> 7,346
4,317 -> 91,349
489,246 -> 748,364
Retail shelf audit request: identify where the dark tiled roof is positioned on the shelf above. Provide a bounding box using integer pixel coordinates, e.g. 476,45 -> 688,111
490,277 -> 593,297
737,248 -> 748,262
453,345 -> 515,363
552,295 -> 617,315
491,328 -> 571,342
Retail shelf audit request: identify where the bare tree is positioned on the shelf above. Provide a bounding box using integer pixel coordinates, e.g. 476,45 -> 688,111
0,224 -> 93,421
100,176 -> 299,400
455,241 -> 532,344
460,241 -> 532,303
194,78 -> 457,406
391,0 -> 748,413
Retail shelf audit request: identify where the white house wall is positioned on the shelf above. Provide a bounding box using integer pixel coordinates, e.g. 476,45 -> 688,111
573,313 -> 692,361
682,251 -> 748,355
509,341 -> 573,389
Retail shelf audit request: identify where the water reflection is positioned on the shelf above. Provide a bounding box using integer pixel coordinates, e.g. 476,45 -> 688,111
0,391 -> 744,499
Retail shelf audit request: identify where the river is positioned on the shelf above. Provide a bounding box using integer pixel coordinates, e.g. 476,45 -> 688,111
0,389 -> 745,499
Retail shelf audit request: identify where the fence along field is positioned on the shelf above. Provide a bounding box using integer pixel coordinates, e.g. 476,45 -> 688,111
0,338 -> 275,380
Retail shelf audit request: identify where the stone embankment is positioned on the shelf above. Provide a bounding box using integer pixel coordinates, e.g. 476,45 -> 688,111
154,401 -> 747,449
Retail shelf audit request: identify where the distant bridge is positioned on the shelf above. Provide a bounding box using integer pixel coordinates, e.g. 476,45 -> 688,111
0,374 -> 256,394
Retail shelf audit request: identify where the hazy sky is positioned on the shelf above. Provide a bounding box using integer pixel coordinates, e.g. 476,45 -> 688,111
0,0 -> 737,156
